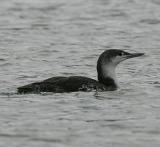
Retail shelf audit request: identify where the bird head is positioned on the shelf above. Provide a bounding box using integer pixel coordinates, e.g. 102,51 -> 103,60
99,49 -> 144,66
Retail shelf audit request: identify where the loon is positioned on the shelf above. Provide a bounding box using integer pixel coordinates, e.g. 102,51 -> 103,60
17,49 -> 144,94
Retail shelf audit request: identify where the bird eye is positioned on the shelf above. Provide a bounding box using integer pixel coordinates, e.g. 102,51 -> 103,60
118,52 -> 124,56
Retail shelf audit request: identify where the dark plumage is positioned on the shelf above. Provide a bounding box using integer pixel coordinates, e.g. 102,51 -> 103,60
18,76 -> 108,93
17,49 -> 144,94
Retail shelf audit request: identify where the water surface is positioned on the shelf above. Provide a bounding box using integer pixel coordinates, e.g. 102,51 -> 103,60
0,0 -> 160,146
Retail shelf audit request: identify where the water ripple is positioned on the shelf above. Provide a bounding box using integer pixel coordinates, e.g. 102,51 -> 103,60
0,0 -> 160,147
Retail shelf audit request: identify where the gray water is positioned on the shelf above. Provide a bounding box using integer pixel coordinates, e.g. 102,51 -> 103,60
0,0 -> 160,146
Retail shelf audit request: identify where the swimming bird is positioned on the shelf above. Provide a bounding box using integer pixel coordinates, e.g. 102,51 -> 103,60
17,49 -> 144,94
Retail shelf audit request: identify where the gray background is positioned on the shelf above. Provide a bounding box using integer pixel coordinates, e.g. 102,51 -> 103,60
0,0 -> 160,146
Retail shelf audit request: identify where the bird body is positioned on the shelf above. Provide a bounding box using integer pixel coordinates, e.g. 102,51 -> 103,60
18,76 -> 108,93
17,49 -> 144,94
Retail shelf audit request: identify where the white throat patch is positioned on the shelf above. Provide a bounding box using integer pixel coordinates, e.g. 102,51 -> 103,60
102,63 -> 119,87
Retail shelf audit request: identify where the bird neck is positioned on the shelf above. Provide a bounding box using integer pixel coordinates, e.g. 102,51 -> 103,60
97,63 -> 118,89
